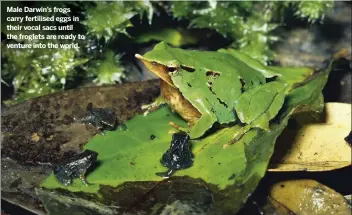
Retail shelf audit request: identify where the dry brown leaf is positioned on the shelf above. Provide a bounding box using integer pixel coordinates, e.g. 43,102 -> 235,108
269,103 -> 351,171
261,196 -> 296,215
269,179 -> 351,215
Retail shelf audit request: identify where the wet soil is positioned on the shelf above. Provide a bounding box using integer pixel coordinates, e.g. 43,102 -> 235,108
1,80 -> 160,165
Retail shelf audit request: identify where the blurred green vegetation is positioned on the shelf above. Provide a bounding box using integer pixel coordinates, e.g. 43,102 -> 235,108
1,1 -> 333,104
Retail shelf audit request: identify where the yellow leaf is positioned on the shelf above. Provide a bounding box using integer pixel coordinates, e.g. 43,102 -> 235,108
269,179 -> 351,215
261,196 -> 295,215
269,102 -> 351,171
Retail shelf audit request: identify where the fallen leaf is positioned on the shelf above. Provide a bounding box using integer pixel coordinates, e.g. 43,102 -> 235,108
269,179 -> 351,215
269,103 -> 351,171
261,196 -> 296,215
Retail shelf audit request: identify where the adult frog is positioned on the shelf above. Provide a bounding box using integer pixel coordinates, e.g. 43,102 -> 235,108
136,42 -> 287,139
54,150 -> 98,186
76,103 -> 117,134
156,132 -> 193,178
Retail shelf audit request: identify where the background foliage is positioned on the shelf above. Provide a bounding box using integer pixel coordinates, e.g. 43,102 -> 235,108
1,1 -> 333,104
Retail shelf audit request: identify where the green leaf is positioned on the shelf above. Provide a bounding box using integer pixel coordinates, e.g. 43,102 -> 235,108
219,48 -> 279,78
235,82 -> 286,131
221,47 -> 315,91
41,107 -> 188,193
269,66 -> 315,91
41,59 -> 334,213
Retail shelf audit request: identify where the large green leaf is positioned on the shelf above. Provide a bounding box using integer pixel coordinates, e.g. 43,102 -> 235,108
220,48 -> 315,91
235,82 -> 286,130
41,59 -> 334,213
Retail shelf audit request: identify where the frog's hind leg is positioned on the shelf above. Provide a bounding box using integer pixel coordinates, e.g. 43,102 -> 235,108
169,121 -> 190,134
169,114 -> 216,138
94,121 -> 106,135
54,172 -> 73,186
117,123 -> 127,131
79,174 -> 89,186
78,168 -> 90,186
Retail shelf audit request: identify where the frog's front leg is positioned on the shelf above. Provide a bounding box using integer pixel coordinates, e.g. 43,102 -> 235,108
168,121 -> 190,134
54,172 -> 72,186
168,115 -> 214,138
141,95 -> 166,116
93,120 -> 107,135
79,174 -> 89,186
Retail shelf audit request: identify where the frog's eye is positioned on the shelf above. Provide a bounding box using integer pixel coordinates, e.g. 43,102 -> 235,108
167,66 -> 177,73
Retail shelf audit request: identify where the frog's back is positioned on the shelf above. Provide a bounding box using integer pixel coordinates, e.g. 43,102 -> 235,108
150,43 -> 262,76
